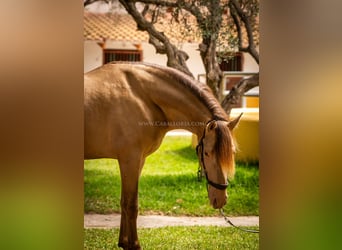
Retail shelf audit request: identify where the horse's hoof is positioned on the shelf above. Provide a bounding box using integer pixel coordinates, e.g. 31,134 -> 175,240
118,242 -> 141,250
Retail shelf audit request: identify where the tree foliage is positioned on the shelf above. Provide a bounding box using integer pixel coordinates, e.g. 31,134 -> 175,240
84,0 -> 259,114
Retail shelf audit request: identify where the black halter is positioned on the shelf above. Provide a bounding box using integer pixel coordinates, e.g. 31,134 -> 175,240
196,120 -> 229,191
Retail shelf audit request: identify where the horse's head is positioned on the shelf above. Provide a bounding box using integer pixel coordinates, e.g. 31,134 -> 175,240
196,114 -> 242,209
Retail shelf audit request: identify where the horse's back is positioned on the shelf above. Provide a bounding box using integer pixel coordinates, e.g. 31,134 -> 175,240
84,64 -> 166,159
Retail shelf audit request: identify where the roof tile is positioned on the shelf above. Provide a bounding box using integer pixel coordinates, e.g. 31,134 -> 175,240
84,11 -> 200,43
84,11 -> 258,47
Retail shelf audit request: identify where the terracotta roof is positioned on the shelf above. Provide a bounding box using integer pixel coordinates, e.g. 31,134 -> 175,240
84,12 -> 148,42
84,11 -> 258,47
84,12 -> 201,43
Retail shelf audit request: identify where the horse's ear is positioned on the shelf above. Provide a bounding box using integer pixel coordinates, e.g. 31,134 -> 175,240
228,113 -> 243,130
207,120 -> 217,131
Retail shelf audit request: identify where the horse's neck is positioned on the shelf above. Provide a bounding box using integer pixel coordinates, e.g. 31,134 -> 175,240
146,77 -> 212,136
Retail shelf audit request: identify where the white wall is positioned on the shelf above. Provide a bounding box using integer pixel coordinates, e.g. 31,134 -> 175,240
243,52 -> 259,72
84,41 -> 102,73
84,40 -> 259,77
140,43 -> 167,66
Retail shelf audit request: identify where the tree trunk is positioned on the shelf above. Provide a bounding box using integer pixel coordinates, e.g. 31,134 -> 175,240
197,0 -> 223,100
198,40 -> 223,100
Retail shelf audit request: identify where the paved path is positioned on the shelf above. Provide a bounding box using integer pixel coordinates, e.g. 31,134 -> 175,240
84,214 -> 259,229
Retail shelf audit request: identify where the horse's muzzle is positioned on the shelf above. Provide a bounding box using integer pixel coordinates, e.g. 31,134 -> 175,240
209,188 -> 227,209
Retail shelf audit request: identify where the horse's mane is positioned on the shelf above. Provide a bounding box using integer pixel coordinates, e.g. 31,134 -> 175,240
110,61 -> 228,121
215,121 -> 235,179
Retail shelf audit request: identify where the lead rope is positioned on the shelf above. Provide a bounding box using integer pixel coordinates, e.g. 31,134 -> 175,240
219,209 -> 259,233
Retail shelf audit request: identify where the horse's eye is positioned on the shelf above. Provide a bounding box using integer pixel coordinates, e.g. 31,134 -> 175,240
204,152 -> 209,157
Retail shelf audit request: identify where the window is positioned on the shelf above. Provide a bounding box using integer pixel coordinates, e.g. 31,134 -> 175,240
103,49 -> 143,64
218,52 -> 244,108
218,52 -> 243,71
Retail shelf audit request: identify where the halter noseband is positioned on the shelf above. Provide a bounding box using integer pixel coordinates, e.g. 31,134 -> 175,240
196,120 -> 229,191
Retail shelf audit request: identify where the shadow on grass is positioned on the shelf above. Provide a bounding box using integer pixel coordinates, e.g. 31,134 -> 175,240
165,145 -> 197,161
236,161 -> 259,169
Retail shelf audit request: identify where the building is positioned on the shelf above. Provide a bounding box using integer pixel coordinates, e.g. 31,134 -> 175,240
83,3 -> 259,76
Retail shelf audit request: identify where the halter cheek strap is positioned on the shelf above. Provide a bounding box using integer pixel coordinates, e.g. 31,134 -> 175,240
196,120 -> 229,191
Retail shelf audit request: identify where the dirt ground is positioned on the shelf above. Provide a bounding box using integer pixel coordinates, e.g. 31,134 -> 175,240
84,214 -> 259,229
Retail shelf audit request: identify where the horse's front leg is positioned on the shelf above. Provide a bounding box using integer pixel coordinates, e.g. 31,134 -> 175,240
118,155 -> 144,250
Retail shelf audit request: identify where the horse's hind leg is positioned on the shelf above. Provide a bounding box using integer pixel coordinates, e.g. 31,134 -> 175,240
117,155 -> 144,250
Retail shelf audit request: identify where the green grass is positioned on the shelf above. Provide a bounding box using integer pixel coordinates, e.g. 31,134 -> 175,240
84,226 -> 259,250
84,136 -> 259,216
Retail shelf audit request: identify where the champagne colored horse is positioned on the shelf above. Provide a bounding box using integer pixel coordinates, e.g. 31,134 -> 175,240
84,62 -> 242,250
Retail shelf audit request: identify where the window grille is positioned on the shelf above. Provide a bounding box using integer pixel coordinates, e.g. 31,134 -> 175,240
218,52 -> 243,71
103,49 -> 143,64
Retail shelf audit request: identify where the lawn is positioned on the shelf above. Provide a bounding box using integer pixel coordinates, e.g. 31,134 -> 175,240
84,226 -> 259,250
84,135 -> 259,249
84,135 -> 259,216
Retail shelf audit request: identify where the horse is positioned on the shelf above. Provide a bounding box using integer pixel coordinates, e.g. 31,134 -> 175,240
84,62 -> 242,250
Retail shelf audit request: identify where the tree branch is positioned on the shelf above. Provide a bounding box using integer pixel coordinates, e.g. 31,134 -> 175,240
133,0 -> 206,25
221,73 -> 259,116
133,0 -> 178,7
119,0 -> 193,77
230,4 -> 243,49
229,0 -> 259,64
84,0 -> 110,7
149,36 -> 167,54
